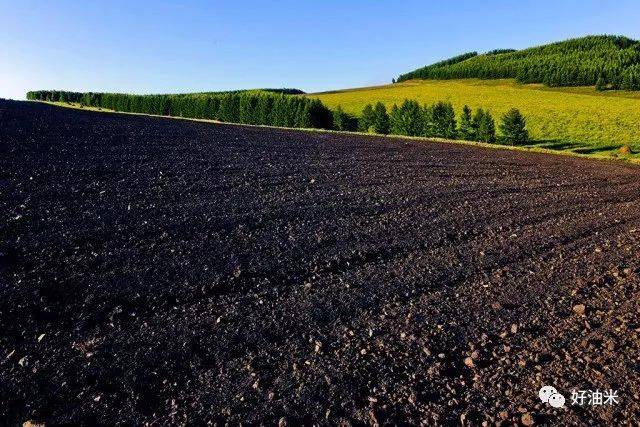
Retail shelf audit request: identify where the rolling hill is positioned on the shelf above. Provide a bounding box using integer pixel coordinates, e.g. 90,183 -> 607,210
396,35 -> 640,90
310,78 -> 640,155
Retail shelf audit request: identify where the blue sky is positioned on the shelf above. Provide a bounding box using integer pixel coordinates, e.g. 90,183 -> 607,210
2,0 -> 640,99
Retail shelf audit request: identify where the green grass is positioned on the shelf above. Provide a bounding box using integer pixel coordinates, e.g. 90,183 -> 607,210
309,79 -> 640,159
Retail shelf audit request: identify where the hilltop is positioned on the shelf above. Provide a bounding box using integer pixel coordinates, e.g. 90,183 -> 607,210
396,35 -> 640,90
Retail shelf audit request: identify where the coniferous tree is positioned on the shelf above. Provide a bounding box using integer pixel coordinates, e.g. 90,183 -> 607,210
389,104 -> 400,134
332,106 -> 358,131
422,104 -> 435,137
458,105 -> 474,140
359,104 -> 375,132
390,100 -> 423,136
471,108 -> 485,140
476,109 -> 496,143
305,99 -> 333,129
499,108 -> 528,145
430,101 -> 457,138
371,102 -> 390,134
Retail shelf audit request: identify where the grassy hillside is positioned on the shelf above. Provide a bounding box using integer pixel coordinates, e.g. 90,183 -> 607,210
397,35 -> 640,90
310,79 -> 640,155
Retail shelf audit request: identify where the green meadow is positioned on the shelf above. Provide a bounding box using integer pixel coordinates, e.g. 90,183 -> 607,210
310,79 -> 640,159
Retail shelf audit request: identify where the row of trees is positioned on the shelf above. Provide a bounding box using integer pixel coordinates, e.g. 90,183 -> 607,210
354,100 -> 528,145
27,90 -> 528,144
396,35 -> 640,90
26,90 -> 333,129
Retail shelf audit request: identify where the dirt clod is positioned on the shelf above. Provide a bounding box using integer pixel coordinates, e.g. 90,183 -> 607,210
464,357 -> 475,368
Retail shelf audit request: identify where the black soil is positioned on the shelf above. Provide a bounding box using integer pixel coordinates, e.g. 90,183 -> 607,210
1,100 -> 639,425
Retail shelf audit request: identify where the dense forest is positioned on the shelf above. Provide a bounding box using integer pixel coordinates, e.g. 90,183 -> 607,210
26,90 -> 331,129
396,35 -> 640,90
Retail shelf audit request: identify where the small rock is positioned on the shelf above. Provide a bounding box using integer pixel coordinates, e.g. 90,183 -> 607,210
521,413 -> 534,426
464,357 -> 475,368
37,334 -> 45,342
278,417 -> 288,427
368,410 -> 378,425
18,356 -> 27,367
510,323 -> 518,334
573,304 -> 586,315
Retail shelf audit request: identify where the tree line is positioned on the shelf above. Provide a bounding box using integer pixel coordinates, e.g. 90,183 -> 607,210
396,35 -> 640,90
26,90 -> 332,129
336,100 -> 528,145
27,90 -> 528,144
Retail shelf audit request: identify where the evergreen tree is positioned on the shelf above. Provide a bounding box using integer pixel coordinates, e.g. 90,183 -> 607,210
422,105 -> 435,137
471,108 -> 485,140
499,108 -> 528,145
458,105 -> 474,140
390,99 -> 423,136
305,99 -> 333,129
359,104 -> 375,132
371,102 -> 390,134
476,109 -> 496,143
430,101 -> 457,138
389,104 -> 400,134
332,106 -> 358,131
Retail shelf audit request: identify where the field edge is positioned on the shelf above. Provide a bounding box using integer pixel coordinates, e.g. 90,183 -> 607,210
34,100 -> 640,166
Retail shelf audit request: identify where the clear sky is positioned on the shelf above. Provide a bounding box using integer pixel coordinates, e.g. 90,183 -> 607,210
2,0 -> 640,100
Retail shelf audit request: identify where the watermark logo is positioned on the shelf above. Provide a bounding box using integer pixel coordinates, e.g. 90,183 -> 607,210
539,386 -> 619,408
539,386 -> 565,408
570,389 -> 619,406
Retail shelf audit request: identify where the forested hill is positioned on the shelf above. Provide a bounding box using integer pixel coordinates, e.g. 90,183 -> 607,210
396,35 -> 640,90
